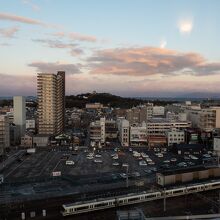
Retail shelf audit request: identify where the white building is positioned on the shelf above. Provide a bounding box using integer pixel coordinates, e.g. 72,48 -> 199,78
26,119 -> 36,129
153,106 -> 165,116
166,112 -> 187,122
117,118 -> 130,147
186,107 -> 220,132
13,96 -> 26,139
166,128 -> 185,146
0,115 -> 10,155
130,122 -> 147,146
146,118 -> 191,136
89,117 -> 117,147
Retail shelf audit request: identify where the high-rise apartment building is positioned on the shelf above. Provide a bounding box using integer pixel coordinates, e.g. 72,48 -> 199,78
0,115 -> 10,155
37,71 -> 65,135
13,96 -> 26,140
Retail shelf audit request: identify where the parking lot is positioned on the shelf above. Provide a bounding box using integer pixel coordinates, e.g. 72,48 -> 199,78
1,146 -> 214,184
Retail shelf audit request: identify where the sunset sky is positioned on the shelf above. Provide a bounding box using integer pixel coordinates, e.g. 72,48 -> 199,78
1,0 -> 220,97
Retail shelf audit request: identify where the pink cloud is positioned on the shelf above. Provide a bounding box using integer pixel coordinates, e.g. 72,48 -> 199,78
0,26 -> 19,38
53,31 -> 97,42
88,47 -> 220,77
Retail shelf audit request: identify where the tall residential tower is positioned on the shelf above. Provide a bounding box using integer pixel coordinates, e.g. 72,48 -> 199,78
37,71 -> 65,135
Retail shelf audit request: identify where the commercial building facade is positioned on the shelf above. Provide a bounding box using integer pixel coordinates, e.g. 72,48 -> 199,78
186,107 -> 220,132
146,118 -> 191,136
166,128 -> 185,146
130,122 -> 147,146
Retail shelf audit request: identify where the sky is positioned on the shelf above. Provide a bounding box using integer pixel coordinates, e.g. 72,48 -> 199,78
0,0 -> 220,97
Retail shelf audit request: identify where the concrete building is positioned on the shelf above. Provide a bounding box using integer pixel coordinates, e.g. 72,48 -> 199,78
153,106 -> 165,116
126,104 -> 153,124
21,133 -> 33,148
33,135 -> 50,147
90,118 -> 118,147
166,111 -> 187,122
26,119 -> 36,130
117,118 -> 130,147
186,107 -> 220,132
146,118 -> 191,136
37,71 -> 65,136
166,128 -> 185,146
86,103 -> 103,110
214,137 -> 220,156
13,96 -> 26,140
130,122 -> 147,146
157,167 -> 220,186
147,136 -> 167,148
0,115 -> 10,155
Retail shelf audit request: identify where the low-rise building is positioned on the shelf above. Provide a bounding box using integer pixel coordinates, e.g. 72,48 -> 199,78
130,122 -> 147,146
21,133 -> 33,148
147,135 -> 167,148
89,117 -> 117,147
26,119 -> 35,130
33,135 -> 50,147
166,128 -> 185,146
146,118 -> 191,136
117,118 -> 129,147
186,107 -> 220,132
172,143 -> 204,155
157,167 -> 220,186
86,103 -> 103,110
153,106 -> 165,116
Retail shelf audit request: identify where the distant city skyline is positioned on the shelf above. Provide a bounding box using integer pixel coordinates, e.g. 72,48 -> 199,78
1,0 -> 220,97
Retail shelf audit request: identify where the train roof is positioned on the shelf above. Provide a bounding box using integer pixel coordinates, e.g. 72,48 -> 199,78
157,166 -> 219,176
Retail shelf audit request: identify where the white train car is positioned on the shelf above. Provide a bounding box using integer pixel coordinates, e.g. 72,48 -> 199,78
61,179 -> 220,216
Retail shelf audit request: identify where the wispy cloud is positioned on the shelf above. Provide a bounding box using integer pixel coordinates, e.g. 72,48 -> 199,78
0,26 -> 19,38
22,0 -> 40,11
53,31 -> 97,42
178,18 -> 193,34
0,12 -> 58,28
32,38 -> 84,55
33,39 -> 77,49
88,47 -> 220,77
28,61 -> 82,74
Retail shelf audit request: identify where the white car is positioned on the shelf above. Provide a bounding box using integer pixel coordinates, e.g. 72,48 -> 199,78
95,154 -> 102,158
122,163 -> 129,167
171,158 -> 177,162
146,158 -> 152,162
112,162 -> 120,166
113,155 -> 119,160
66,160 -> 74,165
139,160 -> 147,166
120,173 -> 127,179
94,159 -> 103,163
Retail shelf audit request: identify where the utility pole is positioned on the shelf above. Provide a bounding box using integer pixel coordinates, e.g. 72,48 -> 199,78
163,187 -> 166,212
126,165 -> 129,188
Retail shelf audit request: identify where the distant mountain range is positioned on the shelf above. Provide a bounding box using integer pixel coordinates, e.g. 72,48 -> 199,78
177,92 -> 220,99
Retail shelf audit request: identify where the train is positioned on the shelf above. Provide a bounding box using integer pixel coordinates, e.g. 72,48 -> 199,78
61,179 -> 220,216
